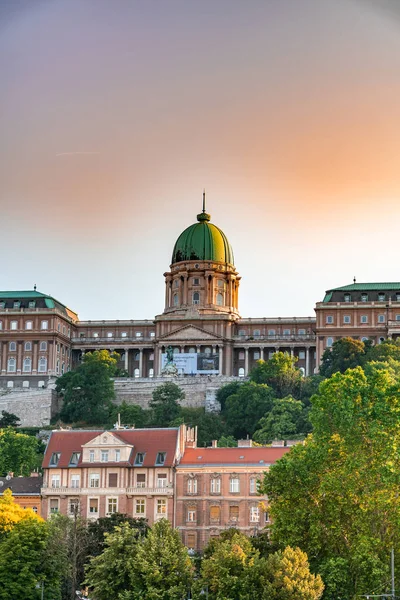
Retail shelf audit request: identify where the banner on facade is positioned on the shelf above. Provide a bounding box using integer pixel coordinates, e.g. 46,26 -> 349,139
161,352 -> 219,375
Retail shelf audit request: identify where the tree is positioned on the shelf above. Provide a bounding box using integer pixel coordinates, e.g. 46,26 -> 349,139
217,434 -> 237,447
149,382 -> 184,427
253,396 -> 304,443
319,337 -> 366,378
172,407 -> 228,447
0,488 -> 42,536
216,380 -> 243,411
56,350 -> 118,424
87,512 -> 148,558
0,410 -> 20,427
222,381 -> 274,439
250,352 -> 303,398
0,428 -> 39,477
109,402 -> 148,429
261,365 -> 400,599
366,338 -> 400,363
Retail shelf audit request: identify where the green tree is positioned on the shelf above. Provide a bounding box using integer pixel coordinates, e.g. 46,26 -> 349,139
250,352 -> 303,398
217,434 -> 237,447
0,428 -> 39,476
172,407 -> 228,447
109,402 -> 148,429
222,381 -> 274,438
216,380 -> 243,411
253,396 -> 304,443
149,382 -> 184,427
366,338 -> 400,363
0,410 -> 20,427
261,365 -> 400,599
319,337 -> 366,378
56,350 -> 118,424
87,512 -> 148,558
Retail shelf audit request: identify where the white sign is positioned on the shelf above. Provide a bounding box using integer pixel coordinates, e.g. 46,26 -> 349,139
161,353 -> 219,375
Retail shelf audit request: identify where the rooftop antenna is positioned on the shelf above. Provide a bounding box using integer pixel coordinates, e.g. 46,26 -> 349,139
202,189 -> 206,213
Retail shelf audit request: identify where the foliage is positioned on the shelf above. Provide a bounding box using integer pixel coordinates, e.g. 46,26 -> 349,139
366,338 -> 400,363
253,396 -> 304,443
57,350 -> 118,424
261,365 -> 400,599
216,380 -> 242,410
0,410 -> 20,427
149,382 -> 185,427
109,402 -> 147,429
222,381 -> 274,438
0,488 -> 42,536
87,512 -> 148,558
0,428 -> 40,477
250,353 -> 303,398
319,337 -> 366,378
217,434 -> 237,447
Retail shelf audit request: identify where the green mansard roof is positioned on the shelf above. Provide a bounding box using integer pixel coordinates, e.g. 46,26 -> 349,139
0,290 -> 78,320
323,282 -> 400,303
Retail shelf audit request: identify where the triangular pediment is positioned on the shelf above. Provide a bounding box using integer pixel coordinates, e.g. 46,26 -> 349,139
160,324 -> 223,342
82,431 -> 132,448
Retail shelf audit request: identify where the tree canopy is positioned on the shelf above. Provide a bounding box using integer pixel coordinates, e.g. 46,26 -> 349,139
149,382 -> 185,427
319,337 -> 366,378
0,428 -> 40,477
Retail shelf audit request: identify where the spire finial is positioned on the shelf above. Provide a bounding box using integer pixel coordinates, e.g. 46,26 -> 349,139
197,190 -> 211,222
353,276 -> 356,284
34,284 -> 37,291
202,189 -> 206,213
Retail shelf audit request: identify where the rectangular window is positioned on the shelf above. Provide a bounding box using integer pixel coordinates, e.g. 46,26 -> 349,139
51,475 -> 60,488
49,453 -> 60,466
115,449 -> 121,462
25,321 -> 33,330
135,499 -> 145,514
155,452 -> 166,466
361,315 -> 368,324
41,320 -> 48,330
121,332 -> 127,338
229,505 -> 239,521
135,453 -> 144,465
69,499 -> 79,515
136,474 -> 146,488
298,351 -> 305,360
396,315 -> 400,322
135,332 -> 142,338
108,473 -> 118,487
157,474 -> 167,488
298,329 -> 306,335
187,478 -> 198,494
71,475 -> 80,488
187,533 -> 196,549
230,478 -> 240,493
157,499 -> 166,515
107,498 -> 118,514
343,315 -> 351,324
283,329 -> 290,336
89,450 -> 95,463
101,450 -> 109,463
253,351 -> 260,360
49,499 -> 59,514
193,278 -> 200,285
268,329 -> 275,336
378,315 -> 385,323
326,316 -> 333,324
28,301 -> 35,308
0,321 -> 2,330
250,478 -> 258,494
90,474 -> 100,488
210,506 -> 220,522
69,452 -> 80,466
250,507 -> 260,522
107,332 -> 113,338
210,478 -> 221,494
187,509 -> 196,522
89,498 -> 99,514
11,320 -> 18,330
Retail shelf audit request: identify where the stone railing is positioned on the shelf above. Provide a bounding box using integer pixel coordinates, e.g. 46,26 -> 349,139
42,485 -> 173,496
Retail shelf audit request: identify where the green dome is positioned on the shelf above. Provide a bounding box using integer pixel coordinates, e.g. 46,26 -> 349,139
172,211 -> 234,265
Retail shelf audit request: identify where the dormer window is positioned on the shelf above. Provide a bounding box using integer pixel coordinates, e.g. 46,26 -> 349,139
0,302 -> 5,309
396,293 -> 400,302
155,452 -> 166,466
378,293 -> 385,302
344,294 -> 351,302
50,452 -> 61,466
69,452 -> 81,466
115,449 -> 121,462
89,450 -> 95,463
361,294 -> 368,302
135,452 -> 145,465
13,301 -> 20,309
28,301 -> 35,308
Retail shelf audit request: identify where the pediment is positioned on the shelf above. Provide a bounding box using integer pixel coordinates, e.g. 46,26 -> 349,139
160,325 -> 223,342
82,431 -> 132,448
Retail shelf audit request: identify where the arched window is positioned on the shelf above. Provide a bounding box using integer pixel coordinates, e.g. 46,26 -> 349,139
173,293 -> 179,306
134,352 -> 140,361
238,367 -> 245,377
204,347 -> 211,355
173,347 -> 179,354
23,357 -> 32,372
22,380 -> 29,388
134,368 -> 140,378
216,293 -> 223,306
299,367 -> 305,377
361,337 -> 369,343
217,279 -> 224,289
7,358 -> 16,373
192,292 -> 200,305
326,337 -> 334,348
25,341 -> 32,351
9,342 -> 16,352
38,357 -> 47,373
149,368 -> 154,378
40,341 -> 47,351
379,337 -> 385,344
25,321 -> 33,330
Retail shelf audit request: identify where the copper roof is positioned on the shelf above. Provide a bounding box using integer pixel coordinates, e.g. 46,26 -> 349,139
179,446 -> 290,466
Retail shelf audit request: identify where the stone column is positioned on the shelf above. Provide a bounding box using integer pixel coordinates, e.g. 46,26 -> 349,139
219,346 -> 224,375
183,274 -> 188,305
228,278 -> 233,307
165,280 -> 169,307
244,347 -> 249,376
180,346 -> 185,353
158,347 -> 163,375
33,341 -> 38,374
305,347 -> 310,376
224,344 -> 232,376
124,350 -> 129,374
196,345 -> 201,353
139,349 -> 143,378
290,346 -> 294,357
1,342 -> 7,373
17,341 -> 22,374
260,347 -> 264,361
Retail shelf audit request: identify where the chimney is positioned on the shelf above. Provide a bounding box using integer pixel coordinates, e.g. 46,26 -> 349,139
237,439 -> 253,448
271,440 -> 285,447
30,471 -> 39,478
211,440 -> 218,448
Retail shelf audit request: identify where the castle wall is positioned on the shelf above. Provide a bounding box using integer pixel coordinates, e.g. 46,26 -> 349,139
0,387 -> 58,427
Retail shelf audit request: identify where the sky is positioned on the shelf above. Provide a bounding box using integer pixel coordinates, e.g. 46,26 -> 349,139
1,0 -> 400,320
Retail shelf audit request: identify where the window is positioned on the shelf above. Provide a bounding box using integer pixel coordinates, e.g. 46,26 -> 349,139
150,332 -> 155,338
69,452 -> 80,466
63,326 -> 66,335
254,329 -> 260,337
135,499 -> 145,514
326,316 -> 333,324
361,337 -> 369,342
326,337 -> 334,348
361,315 -> 368,324
193,278 -> 199,285
361,294 -> 368,302
69,499 -> 80,516
238,350 -> 245,361
378,314 -> 385,323
135,332 -> 142,338
204,347 -> 211,355
115,449 -> 121,462
396,315 -> 400,322
56,360 -> 60,374
298,351 -> 305,360
174,279 -> 179,288
50,453 -> 60,466
187,478 -> 198,494
173,293 -> 179,306
121,332 -> 127,338
22,380 -> 29,388
24,341 -> 32,351
136,474 -> 146,488
51,475 -> 60,488
0,321 -> 2,330
57,324 -> 61,332
7,358 -> 16,373
9,342 -> 16,352
13,301 -> 20,309
38,357 -> 47,372
149,368 -> 154,378
238,367 -> 245,377
89,450 -> 95,463
268,329 -> 275,336
250,478 -> 258,494
253,351 -> 260,360
0,302 -> 4,309
107,498 -> 118,514
40,341 -> 47,351
217,279 -> 224,289
239,329 -> 246,337
378,293 -> 385,302
155,452 -> 166,466
230,478 -> 240,493
298,328 -> 306,335
49,499 -> 59,514
157,474 -> 167,488
134,368 -> 140,378
28,301 -> 35,308
344,293 -> 351,302
250,506 -> 260,522
210,505 -> 220,523
7,381 -> 14,388
108,473 -> 118,487
107,332 -> 113,338
41,320 -> 48,330
61,362 -> 65,374
71,475 -> 80,488
343,315 -> 351,324
283,329 -> 290,336
89,499 -> 99,514
157,499 -> 167,515
25,321 -> 33,330
187,533 -> 196,549
101,450 -> 109,463
229,505 -> 239,521
187,508 -> 196,522
396,293 -> 400,302
135,452 -> 145,466
90,474 -> 100,488
23,358 -> 31,372
93,332 -> 99,338
216,293 -> 223,306
192,292 -> 200,305
210,478 -> 221,494
379,337 -> 385,344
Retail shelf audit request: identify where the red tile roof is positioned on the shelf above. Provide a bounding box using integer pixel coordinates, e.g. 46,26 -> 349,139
179,446 -> 290,466
42,428 -> 180,468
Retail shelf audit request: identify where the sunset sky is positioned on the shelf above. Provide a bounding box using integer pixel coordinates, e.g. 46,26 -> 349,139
1,0 -> 400,320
